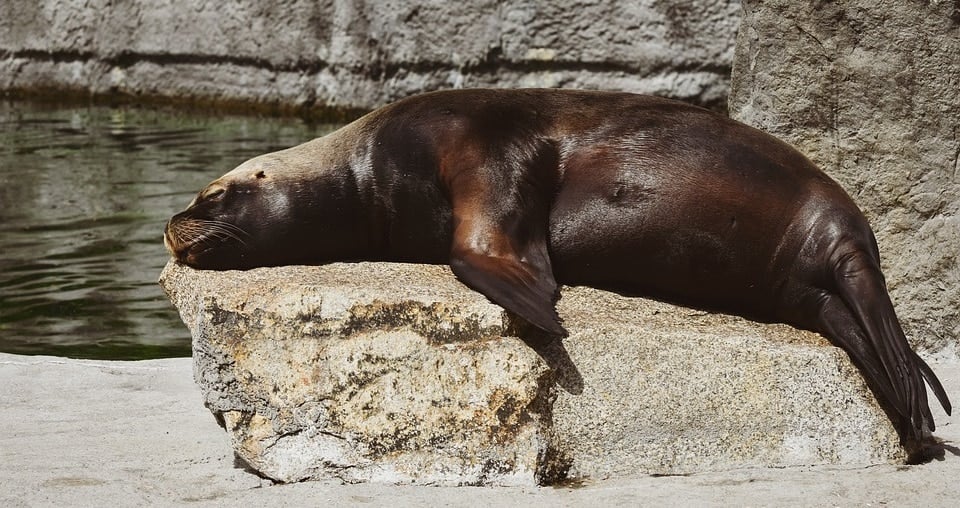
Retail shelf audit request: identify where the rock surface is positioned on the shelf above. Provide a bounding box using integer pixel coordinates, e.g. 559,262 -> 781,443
159,260 -> 906,486
0,0 -> 740,111
3,352 -> 959,506
729,0 -> 960,355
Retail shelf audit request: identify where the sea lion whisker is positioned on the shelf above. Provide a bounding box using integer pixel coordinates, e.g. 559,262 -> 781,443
205,219 -> 251,240
179,225 -> 207,246
202,222 -> 250,246
191,227 -> 233,246
170,222 -> 197,246
170,220 -> 230,249
207,229 -> 247,247
174,218 -> 246,245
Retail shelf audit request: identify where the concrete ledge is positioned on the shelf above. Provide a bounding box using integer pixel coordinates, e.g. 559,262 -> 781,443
2,352 -> 957,505
159,260 -> 906,486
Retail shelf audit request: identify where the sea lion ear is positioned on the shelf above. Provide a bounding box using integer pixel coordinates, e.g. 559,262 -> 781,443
449,223 -> 565,337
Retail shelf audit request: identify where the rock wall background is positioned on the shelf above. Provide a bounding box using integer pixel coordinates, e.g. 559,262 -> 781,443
0,0 -> 741,113
729,0 -> 960,356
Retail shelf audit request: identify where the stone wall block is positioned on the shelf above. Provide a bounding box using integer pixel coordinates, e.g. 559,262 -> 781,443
1,0 -> 742,110
729,0 -> 960,355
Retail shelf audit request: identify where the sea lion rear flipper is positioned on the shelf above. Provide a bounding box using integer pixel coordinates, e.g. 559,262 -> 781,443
829,249 -> 950,439
914,351 -> 952,415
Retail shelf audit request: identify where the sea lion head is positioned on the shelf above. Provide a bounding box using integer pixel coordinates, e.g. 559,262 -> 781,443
164,147 -> 370,270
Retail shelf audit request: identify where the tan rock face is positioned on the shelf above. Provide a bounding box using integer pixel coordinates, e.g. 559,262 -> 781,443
161,261 -> 558,485
729,0 -> 960,356
160,260 -> 905,486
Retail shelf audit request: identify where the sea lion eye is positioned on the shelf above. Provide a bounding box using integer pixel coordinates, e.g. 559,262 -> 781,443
203,187 -> 225,201
255,170 -> 266,179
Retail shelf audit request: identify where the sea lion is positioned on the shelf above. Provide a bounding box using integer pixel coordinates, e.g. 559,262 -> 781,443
164,88 -> 950,444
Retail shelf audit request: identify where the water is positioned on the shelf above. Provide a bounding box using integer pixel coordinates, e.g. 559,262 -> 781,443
0,101 -> 339,359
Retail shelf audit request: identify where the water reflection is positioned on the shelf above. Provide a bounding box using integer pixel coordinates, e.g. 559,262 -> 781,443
0,101 -> 339,359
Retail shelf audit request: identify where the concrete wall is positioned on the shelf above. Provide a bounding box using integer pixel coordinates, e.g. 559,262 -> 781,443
730,0 -> 960,355
0,0 -> 742,114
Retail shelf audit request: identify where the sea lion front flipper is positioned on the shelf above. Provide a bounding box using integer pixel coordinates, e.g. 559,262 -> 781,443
443,136 -> 565,336
450,228 -> 564,336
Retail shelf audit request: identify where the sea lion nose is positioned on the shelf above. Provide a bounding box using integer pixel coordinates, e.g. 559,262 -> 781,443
162,220 -> 175,256
163,218 -> 188,259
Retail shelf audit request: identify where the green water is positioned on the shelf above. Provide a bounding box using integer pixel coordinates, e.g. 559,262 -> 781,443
0,101 -> 339,359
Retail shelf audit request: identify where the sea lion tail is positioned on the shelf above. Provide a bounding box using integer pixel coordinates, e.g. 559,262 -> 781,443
832,249 -> 951,440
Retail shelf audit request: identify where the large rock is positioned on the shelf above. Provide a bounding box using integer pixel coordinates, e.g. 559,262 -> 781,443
729,0 -> 960,355
159,260 -> 905,486
0,0 -> 740,111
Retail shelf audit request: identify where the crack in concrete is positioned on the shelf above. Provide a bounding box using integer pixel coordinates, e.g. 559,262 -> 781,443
1,47 -> 731,79
952,127 -> 960,183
